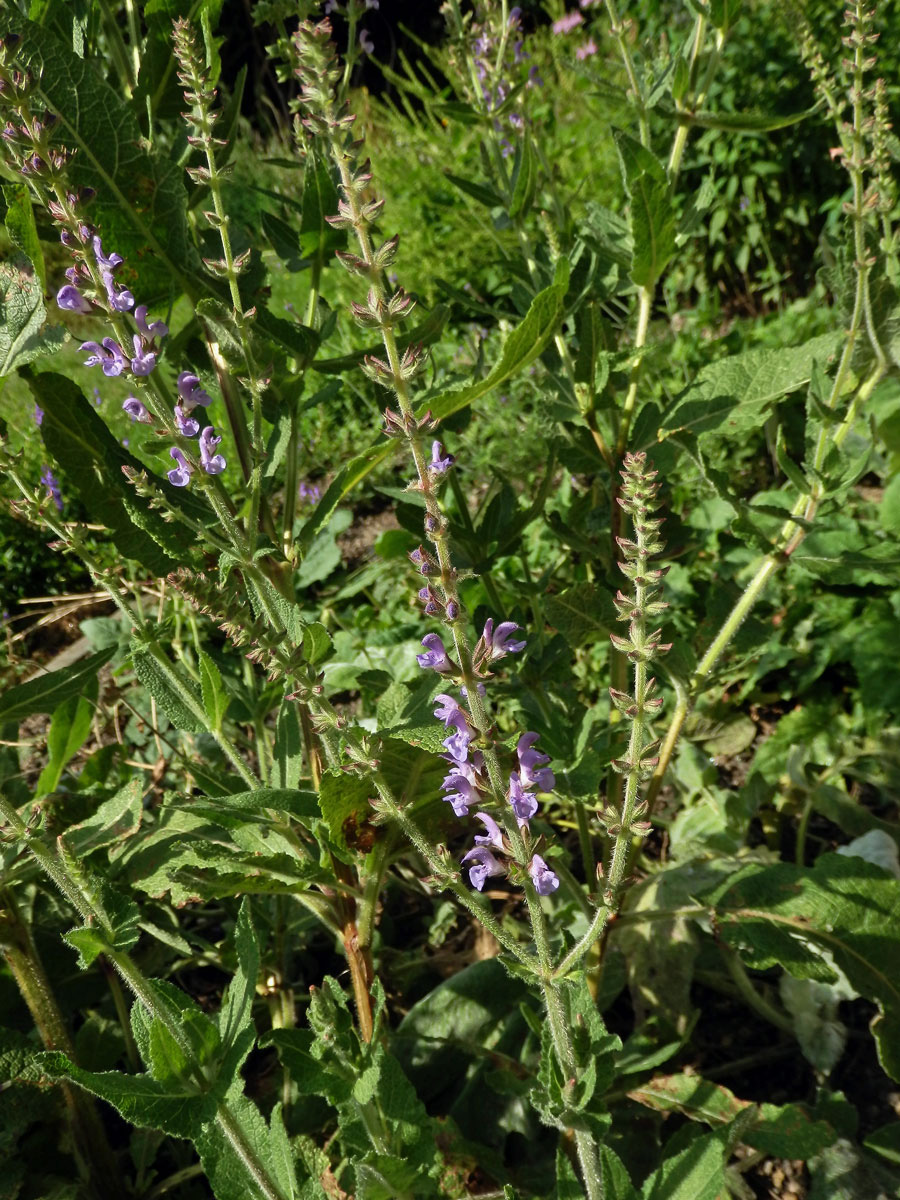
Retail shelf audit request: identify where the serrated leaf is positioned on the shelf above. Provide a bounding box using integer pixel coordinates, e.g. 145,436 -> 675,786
131,638 -> 205,734
317,769 -> 371,852
170,787 -> 319,828
199,651 -> 230,731
196,1094 -> 299,1200
545,583 -> 617,647
3,183 -> 46,290
0,646 -> 115,725
61,777 -> 143,857
704,854 -> 900,1079
614,129 -> 675,287
219,898 -> 259,1054
656,332 -> 841,441
0,253 -> 65,376
39,1050 -> 217,1138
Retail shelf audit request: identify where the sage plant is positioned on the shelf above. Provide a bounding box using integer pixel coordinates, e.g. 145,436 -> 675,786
0,4 -> 898,1200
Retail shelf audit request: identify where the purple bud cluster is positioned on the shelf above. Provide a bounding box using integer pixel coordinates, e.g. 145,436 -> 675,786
417,620 -> 559,898
552,2 -> 600,59
167,374 -> 225,487
471,6 -> 542,156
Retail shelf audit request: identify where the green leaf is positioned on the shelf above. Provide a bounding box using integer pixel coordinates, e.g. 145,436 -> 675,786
39,1050 -> 217,1138
0,12 -> 199,301
30,371 -> 188,575
628,1074 -> 833,1156
35,683 -> 96,797
426,259 -> 571,420
668,103 -> 818,133
640,1129 -> 727,1200
865,1121 -> 900,1164
3,183 -> 46,290
0,646 -> 115,725
656,332 -> 841,441
545,582 -> 617,647
61,777 -> 143,857
62,875 -> 140,967
299,143 -> 344,261
614,129 -> 675,287
296,509 -> 352,588
704,854 -> 900,1080
0,253 -> 65,376
509,132 -> 538,219
273,702 -> 303,791
195,1094 -> 299,1200
131,638 -> 206,734
317,769 -> 371,853
184,788 -> 321,824
199,652 -> 230,732
444,171 -> 504,209
219,898 -> 259,1054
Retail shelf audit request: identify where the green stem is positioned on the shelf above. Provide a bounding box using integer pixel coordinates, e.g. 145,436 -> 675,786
603,0 -> 649,147
0,795 -> 290,1200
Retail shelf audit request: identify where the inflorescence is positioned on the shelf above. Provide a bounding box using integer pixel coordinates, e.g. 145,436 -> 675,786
0,32 -> 227,492
294,16 -> 560,900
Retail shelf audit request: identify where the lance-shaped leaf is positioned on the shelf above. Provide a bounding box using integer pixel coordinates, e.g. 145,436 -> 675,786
703,853 -> 900,1080
614,130 -> 675,288
30,371 -> 210,575
0,646 -> 116,725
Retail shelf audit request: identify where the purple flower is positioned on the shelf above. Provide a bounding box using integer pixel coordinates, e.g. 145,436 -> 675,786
56,284 -> 92,313
434,693 -> 465,727
442,773 -> 478,817
298,481 -> 321,504
123,396 -> 151,423
529,855 -> 560,896
32,403 -> 43,426
130,335 -> 157,375
428,440 -> 454,474
167,447 -> 193,488
417,633 -> 452,672
359,29 -> 374,54
365,0 -> 379,8
40,466 -> 63,512
473,811 -> 504,851
174,402 -> 199,437
517,732 -> 555,792
552,12 -> 583,34
443,726 -> 473,764
461,846 -> 504,891
480,618 -> 526,660
91,235 -> 123,271
177,371 -> 212,410
79,338 -> 128,376
509,772 -> 539,825
576,38 -> 598,59
134,304 -> 168,340
324,0 -> 338,11
199,426 -> 226,475
101,269 -> 134,313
